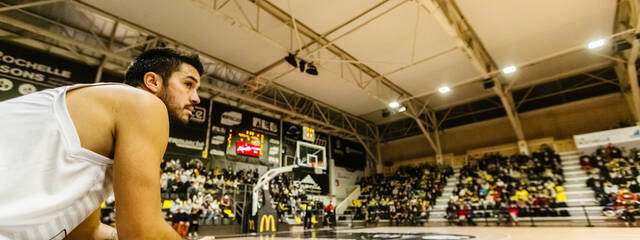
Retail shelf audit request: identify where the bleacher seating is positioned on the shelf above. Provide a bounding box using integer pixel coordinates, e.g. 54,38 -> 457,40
580,145 -> 640,223
345,164 -> 453,225
444,146 -> 569,225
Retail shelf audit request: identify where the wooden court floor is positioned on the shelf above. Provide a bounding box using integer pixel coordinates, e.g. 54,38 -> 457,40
213,226 -> 640,240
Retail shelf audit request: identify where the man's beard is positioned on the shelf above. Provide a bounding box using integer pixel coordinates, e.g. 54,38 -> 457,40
159,89 -> 190,125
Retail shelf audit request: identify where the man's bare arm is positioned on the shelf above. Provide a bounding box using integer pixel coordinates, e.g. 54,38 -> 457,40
112,91 -> 182,239
65,208 -> 117,240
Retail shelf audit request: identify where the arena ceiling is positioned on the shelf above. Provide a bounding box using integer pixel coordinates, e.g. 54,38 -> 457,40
0,0 -> 637,146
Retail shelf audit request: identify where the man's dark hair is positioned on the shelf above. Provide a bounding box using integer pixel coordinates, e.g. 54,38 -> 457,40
124,48 -> 204,87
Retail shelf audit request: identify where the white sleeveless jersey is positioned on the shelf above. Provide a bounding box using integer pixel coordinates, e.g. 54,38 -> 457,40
0,83 -> 115,240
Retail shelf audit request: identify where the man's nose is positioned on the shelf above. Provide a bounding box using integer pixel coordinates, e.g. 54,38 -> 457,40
191,91 -> 201,104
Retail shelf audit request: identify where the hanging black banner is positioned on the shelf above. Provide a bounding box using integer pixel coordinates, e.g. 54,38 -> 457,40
165,98 -> 210,157
330,136 -> 366,170
0,41 -> 97,101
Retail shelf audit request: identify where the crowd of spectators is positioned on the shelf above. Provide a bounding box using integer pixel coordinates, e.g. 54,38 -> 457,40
446,146 -> 568,226
161,159 -> 261,238
269,174 -> 305,220
100,158 -> 264,238
580,145 -> 640,223
160,159 -> 259,200
266,174 -> 336,227
348,164 -> 453,225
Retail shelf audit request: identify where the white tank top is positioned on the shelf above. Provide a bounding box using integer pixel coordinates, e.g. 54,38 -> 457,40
0,83 -> 116,240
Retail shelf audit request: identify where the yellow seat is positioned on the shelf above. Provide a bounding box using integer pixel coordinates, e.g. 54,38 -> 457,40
556,192 -> 567,201
162,200 -> 173,209
224,209 -> 234,218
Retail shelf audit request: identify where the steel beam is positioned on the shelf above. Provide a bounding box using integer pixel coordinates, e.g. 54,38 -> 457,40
0,15 -> 130,64
613,0 -> 640,124
419,0 -> 528,152
405,102 -> 439,155
0,5 -> 377,141
0,0 -> 64,13
204,83 -> 374,141
245,0 -> 412,97
94,20 -> 119,83
494,80 -> 526,141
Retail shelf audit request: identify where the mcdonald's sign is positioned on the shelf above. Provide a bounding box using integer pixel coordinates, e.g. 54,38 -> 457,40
259,215 -> 276,232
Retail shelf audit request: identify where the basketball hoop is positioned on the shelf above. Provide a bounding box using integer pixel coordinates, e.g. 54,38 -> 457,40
295,141 -> 327,171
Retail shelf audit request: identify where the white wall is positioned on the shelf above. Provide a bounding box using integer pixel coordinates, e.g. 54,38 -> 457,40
334,166 -> 364,199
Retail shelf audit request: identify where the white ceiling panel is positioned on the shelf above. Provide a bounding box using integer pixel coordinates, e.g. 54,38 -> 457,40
274,68 -> 386,116
266,0 -> 386,35
455,0 -> 616,66
332,1 -> 456,74
387,49 -> 481,96
83,0 -> 289,73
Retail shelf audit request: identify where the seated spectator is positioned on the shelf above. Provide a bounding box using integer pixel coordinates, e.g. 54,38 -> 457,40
604,181 -> 619,195
580,155 -> 594,172
188,207 -> 201,238
171,207 -> 189,238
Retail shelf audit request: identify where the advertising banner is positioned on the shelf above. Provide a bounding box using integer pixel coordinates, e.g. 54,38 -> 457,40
574,126 -> 640,151
0,41 -> 97,101
165,98 -> 210,157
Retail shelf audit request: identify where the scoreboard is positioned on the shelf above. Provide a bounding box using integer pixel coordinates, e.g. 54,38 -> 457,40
302,126 -> 315,142
233,130 -> 265,157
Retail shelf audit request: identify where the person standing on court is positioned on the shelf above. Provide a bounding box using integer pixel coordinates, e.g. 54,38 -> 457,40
0,48 -> 214,239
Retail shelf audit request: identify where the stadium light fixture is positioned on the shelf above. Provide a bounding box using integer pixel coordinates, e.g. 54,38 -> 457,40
502,66 -> 517,74
438,86 -> 450,94
284,53 -> 297,67
588,39 -> 605,49
299,59 -> 307,72
305,63 -> 318,75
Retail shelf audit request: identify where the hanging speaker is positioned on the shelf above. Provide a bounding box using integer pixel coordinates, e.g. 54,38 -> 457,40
483,78 -> 494,89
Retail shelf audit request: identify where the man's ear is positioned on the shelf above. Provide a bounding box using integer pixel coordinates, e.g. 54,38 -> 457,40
142,72 -> 163,94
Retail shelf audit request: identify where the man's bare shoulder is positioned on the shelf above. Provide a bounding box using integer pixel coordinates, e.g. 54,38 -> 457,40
65,84 -> 169,157
71,84 -> 167,115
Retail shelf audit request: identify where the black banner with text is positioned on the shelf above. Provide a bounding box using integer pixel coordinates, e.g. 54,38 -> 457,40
0,41 -> 98,101
165,99 -> 210,157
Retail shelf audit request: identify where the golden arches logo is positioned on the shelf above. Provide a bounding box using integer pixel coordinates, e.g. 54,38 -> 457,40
259,215 -> 276,232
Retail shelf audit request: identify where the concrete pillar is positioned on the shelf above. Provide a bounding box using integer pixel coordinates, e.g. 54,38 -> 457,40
518,140 -> 529,155
376,141 -> 383,174
436,153 -> 444,165
329,157 -> 336,205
